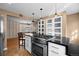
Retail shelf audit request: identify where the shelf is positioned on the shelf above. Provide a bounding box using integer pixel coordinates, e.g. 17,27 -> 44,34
47,22 -> 52,24
54,27 -> 61,29
54,22 -> 61,23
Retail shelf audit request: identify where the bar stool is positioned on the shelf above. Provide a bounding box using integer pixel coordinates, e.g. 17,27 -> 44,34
18,32 -> 25,49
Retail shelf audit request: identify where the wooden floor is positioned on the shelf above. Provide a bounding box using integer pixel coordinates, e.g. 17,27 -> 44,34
4,37 -> 31,56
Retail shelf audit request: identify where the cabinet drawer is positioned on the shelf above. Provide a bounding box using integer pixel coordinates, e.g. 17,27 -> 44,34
48,42 -> 62,49
48,50 -> 59,56
48,42 -> 66,56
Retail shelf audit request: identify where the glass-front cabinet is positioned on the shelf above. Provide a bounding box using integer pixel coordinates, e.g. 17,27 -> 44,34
46,18 -> 54,36
54,16 -> 62,43
46,16 -> 62,43
38,19 -> 45,35
37,16 -> 62,43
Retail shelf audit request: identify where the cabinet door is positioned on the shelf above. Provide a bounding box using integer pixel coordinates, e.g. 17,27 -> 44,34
28,37 -> 31,53
38,19 -> 45,35
25,37 -> 31,53
26,39 -> 29,51
25,38 -> 28,50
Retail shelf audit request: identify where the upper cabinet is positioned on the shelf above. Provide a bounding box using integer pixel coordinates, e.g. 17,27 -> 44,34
46,18 -> 54,36
38,19 -> 46,35
46,16 -> 62,43
37,12 -> 67,43
54,16 -> 62,43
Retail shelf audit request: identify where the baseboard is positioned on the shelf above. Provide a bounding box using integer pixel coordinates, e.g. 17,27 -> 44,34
3,48 -> 8,51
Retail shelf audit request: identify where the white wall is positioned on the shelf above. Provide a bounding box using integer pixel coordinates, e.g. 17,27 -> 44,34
67,13 -> 79,44
7,16 -> 20,38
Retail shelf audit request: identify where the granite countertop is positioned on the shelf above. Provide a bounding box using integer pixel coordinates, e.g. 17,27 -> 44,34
24,33 -> 33,37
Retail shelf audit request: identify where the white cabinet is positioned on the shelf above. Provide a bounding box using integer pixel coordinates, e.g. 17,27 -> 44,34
48,42 -> 66,56
46,18 -> 54,36
53,16 -> 62,43
38,19 -> 45,35
46,16 -> 62,43
25,36 -> 31,53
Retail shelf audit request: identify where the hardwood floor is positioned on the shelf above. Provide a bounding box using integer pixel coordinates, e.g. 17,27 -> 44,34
4,37 -> 31,56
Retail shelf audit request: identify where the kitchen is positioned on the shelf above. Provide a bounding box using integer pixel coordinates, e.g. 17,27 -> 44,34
0,3 -> 79,56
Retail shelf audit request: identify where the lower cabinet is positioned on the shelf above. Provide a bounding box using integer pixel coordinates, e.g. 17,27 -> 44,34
48,42 -> 67,56
25,36 -> 31,53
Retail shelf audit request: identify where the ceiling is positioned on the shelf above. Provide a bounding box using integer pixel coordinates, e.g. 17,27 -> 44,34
0,3 -> 79,20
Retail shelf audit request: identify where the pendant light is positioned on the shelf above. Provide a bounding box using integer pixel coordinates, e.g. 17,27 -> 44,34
32,12 -> 35,22
54,4 -> 59,17
40,8 -> 43,19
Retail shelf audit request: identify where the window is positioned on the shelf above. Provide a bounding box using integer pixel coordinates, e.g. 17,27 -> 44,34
1,20 -> 3,33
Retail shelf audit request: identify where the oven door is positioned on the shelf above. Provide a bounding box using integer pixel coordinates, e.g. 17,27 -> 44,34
32,43 -> 43,56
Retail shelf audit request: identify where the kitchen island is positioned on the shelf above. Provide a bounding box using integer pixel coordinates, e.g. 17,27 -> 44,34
23,32 -> 69,56
31,33 -> 70,56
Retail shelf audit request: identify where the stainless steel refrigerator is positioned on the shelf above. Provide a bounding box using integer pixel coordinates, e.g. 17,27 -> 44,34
0,16 -> 4,56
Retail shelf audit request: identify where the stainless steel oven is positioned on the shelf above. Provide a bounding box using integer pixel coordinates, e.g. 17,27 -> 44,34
32,41 -> 47,56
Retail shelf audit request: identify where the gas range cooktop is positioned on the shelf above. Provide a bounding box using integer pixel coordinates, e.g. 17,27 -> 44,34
32,36 -> 53,45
